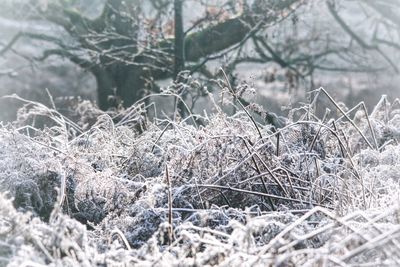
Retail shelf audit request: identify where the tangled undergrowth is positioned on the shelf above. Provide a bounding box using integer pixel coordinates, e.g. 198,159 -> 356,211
1,82 -> 400,266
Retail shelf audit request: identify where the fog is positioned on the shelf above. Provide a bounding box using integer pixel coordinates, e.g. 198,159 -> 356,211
0,0 -> 399,121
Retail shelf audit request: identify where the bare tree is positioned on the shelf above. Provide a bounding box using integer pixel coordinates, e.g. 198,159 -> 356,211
1,0 -> 399,111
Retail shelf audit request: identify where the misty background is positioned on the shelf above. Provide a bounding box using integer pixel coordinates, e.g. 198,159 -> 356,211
0,0 -> 399,122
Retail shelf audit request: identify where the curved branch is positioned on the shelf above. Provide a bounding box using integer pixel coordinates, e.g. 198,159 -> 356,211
36,49 -> 92,69
184,17 -> 252,61
254,37 -> 288,68
327,1 -> 376,50
184,0 -> 299,62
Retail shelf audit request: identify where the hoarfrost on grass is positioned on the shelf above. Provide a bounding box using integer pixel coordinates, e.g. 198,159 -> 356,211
0,90 -> 400,266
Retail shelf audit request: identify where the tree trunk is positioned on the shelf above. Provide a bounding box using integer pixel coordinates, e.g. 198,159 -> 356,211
115,65 -> 148,108
92,67 -> 114,110
93,64 -> 148,110
174,0 -> 184,78
52,0 -> 300,110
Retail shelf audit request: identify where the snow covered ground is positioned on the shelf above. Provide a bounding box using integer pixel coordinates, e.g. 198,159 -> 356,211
0,88 -> 400,266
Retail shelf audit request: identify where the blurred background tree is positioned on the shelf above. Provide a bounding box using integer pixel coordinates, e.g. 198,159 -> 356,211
0,0 -> 399,120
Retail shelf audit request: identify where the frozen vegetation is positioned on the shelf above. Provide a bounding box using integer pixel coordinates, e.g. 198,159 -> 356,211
1,82 -> 400,266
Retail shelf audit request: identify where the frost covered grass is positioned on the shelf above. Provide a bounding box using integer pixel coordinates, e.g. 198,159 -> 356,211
1,85 -> 400,266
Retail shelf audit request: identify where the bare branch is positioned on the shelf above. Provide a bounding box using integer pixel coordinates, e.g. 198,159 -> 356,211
374,38 -> 400,50
0,32 -> 22,56
364,0 -> 400,27
185,0 -> 299,62
254,37 -> 288,68
327,1 -> 376,50
36,49 -> 92,69
327,0 -> 399,73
